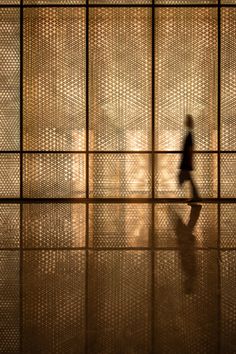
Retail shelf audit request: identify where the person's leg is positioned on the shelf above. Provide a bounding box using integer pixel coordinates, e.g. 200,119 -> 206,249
189,173 -> 199,199
178,170 -> 185,186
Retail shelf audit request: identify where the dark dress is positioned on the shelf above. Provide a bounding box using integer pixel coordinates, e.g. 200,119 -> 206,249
180,131 -> 193,171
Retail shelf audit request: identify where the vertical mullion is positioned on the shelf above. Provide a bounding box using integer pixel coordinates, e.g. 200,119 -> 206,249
151,1 -> 155,353
19,1 -> 23,353
217,1 -> 221,353
85,1 -> 89,353
218,202 -> 221,354
218,0 -> 221,200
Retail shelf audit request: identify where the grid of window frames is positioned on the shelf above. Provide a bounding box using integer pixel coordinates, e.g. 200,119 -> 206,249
0,0 -> 235,353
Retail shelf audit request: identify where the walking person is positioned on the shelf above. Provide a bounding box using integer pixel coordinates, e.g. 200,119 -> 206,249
178,114 -> 200,202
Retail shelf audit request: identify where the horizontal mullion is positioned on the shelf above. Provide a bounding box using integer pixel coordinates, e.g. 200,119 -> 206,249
0,150 -> 228,154
0,3 -> 224,7
0,198 -> 235,203
2,3 -> 236,8
0,246 -> 222,251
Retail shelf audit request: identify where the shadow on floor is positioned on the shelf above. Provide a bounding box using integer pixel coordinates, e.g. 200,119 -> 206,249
175,204 -> 202,294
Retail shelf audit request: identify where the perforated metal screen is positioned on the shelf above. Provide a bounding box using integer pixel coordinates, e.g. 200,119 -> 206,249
0,2 -> 235,354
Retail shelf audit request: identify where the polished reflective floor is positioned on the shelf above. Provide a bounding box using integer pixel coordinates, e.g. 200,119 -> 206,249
1,201 -> 236,353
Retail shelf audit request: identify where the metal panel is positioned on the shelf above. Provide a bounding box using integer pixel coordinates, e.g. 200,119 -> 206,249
89,8 -> 152,151
155,203 -> 217,248
23,153 -> 86,198
155,250 -> 218,353
0,154 -> 20,198
155,0 -> 217,4
0,204 -> 20,248
155,153 -> 218,198
89,203 -> 151,248
23,8 -> 86,151
221,251 -> 236,353
221,8 -> 236,150
90,0 -> 151,4
24,0 -> 85,4
89,153 -> 152,198
220,154 -> 236,198
0,251 -> 19,354
0,9 -> 20,151
88,250 -> 152,354
23,250 -> 86,354
221,204 -> 236,248
155,8 -> 217,151
23,203 -> 86,248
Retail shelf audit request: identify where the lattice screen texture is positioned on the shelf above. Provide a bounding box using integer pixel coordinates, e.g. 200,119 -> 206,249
90,0 -> 151,3
89,203 -> 151,248
221,251 -> 236,353
88,251 -> 151,354
155,0 -> 217,3
221,0 -> 236,4
24,8 -> 86,151
155,203 -> 217,248
89,8 -> 152,151
23,250 -> 85,354
23,203 -> 85,248
0,251 -> 19,354
89,154 -> 152,197
24,1 -> 85,6
155,250 -> 218,353
155,153 -> 217,198
155,8 -> 217,151
221,9 -> 236,150
220,154 -> 236,198
0,154 -> 20,198
23,153 -> 86,198
0,1 -> 19,4
0,9 -> 20,151
220,204 -> 236,248
0,205 -> 19,248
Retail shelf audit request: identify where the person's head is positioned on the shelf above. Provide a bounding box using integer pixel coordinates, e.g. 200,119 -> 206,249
185,114 -> 194,130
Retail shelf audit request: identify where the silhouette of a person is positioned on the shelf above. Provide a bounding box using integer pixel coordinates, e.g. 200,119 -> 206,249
178,114 -> 200,202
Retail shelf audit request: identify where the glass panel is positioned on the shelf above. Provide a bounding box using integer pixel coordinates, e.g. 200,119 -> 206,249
155,8 -> 217,151
89,8 -> 152,151
0,251 -> 19,354
89,203 -> 151,248
23,203 -> 85,248
23,153 -> 86,198
221,204 -> 236,248
89,154 -> 152,198
155,250 -> 218,352
24,0 -> 85,4
23,250 -> 85,353
0,9 -> 20,151
221,9 -> 236,150
221,251 -> 236,353
23,8 -> 86,151
88,251 -> 151,354
155,203 -> 217,248
155,153 -> 217,198
0,154 -> 20,198
220,154 -> 236,198
0,205 -> 19,248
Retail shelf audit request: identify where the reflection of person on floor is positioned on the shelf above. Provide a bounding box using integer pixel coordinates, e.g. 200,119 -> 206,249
178,114 -> 200,202
175,204 -> 202,294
